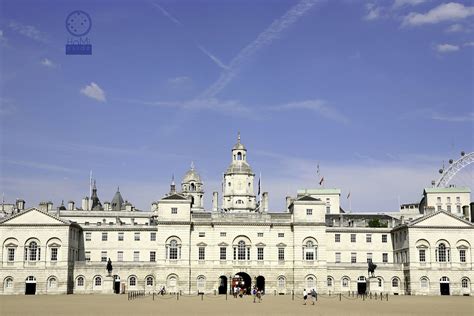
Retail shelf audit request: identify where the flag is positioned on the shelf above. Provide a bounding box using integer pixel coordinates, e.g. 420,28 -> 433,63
258,178 -> 261,196
319,177 -> 324,186
347,192 -> 351,199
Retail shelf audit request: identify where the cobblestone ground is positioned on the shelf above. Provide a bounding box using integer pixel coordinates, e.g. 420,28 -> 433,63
0,294 -> 473,316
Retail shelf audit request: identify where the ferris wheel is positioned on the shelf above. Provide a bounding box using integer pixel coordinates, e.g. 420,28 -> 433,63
435,151 -> 474,188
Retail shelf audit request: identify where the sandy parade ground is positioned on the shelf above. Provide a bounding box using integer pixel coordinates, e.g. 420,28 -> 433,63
0,293 -> 473,316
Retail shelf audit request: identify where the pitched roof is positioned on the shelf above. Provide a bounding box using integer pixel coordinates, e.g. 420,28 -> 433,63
408,210 -> 473,227
424,187 -> 470,194
162,193 -> 189,201
296,195 -> 321,201
0,207 -> 72,225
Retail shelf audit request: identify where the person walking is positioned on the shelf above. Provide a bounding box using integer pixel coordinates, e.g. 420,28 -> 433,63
311,288 -> 317,305
257,289 -> 262,303
252,287 -> 257,303
303,289 -> 308,305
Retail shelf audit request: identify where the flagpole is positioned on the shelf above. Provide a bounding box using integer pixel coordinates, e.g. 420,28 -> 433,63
349,194 -> 352,213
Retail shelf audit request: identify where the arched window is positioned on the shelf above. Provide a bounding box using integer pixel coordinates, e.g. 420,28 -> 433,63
48,277 -> 57,288
342,277 -> 349,288
306,276 -> 315,289
303,240 -> 317,261
77,277 -> 84,287
392,278 -> 399,288
129,276 -> 136,287
197,276 -> 206,291
327,277 -> 333,287
5,277 -> 13,289
169,240 -> 178,260
238,240 -> 246,260
440,276 -> 449,282
461,278 -> 469,288
237,152 -> 242,160
378,278 -> 382,287
420,277 -> 429,289
190,183 -> 196,192
438,243 -> 447,262
26,241 -> 40,261
278,276 -> 286,289
146,276 -> 154,286
94,276 -> 102,287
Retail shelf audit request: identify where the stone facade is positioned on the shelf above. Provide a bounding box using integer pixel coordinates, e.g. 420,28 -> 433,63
0,137 -> 473,296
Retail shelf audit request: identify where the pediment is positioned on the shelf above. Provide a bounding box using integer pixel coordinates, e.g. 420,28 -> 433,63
255,242 -> 266,247
196,242 -> 207,247
410,211 -> 472,228
218,242 -> 229,247
4,243 -> 18,248
276,243 -> 287,247
48,243 -> 62,248
0,208 -> 68,225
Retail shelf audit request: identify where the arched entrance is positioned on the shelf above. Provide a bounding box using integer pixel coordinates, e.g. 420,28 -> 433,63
256,276 -> 265,293
357,276 -> 366,295
233,272 -> 251,294
25,276 -> 36,295
218,276 -> 227,294
113,275 -> 121,294
440,277 -> 450,295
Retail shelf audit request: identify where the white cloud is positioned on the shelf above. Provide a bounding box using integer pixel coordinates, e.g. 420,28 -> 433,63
432,112 -> 474,122
393,0 -> 427,9
80,82 -> 106,102
8,21 -> 47,42
464,41 -> 474,47
402,2 -> 474,27
445,23 -> 464,32
435,43 -> 460,53
270,99 -> 349,123
364,3 -> 384,20
40,58 -> 56,68
167,76 -> 191,85
199,0 -> 319,99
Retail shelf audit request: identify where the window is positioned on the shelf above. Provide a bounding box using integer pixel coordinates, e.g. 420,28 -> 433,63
48,277 -> 57,288
5,277 -> 13,288
220,247 -> 226,260
419,249 -> 426,262
169,240 -> 178,260
306,276 -> 315,289
257,247 -> 264,261
457,205 -> 461,213
342,277 -> 349,288
437,243 -> 448,262
306,209 -> 312,215
327,277 -> 333,287
335,252 -> 341,263
392,278 -> 399,287
258,232 -> 263,237
150,232 -> 156,241
134,232 -> 140,241
437,205 -> 441,211
95,276 -> 102,286
378,278 -> 382,287
237,241 -> 246,260
351,252 -> 357,263
86,232 -> 91,241
27,241 -> 40,261
382,235 -> 387,243
304,241 -> 317,261
460,249 -> 466,263
171,207 -> 177,214
461,278 -> 469,288
278,276 -> 286,289
447,205 -> 451,212
351,234 -> 356,243
7,248 -> 15,261
437,197 -> 441,203
118,232 -> 124,241
199,232 -> 205,237
278,248 -> 285,261
447,197 -> 451,203
198,247 -> 205,260
101,251 -> 107,262
382,253 -> 388,263
117,251 -> 123,262
51,248 -> 58,261
326,206 -> 330,214
278,233 -> 284,238
146,276 -> 154,286
420,277 -> 428,289
220,232 -> 226,237
129,276 -> 136,287
335,234 -> 340,243
85,251 -> 91,261
133,251 -> 139,262
366,234 -> 372,243
77,277 -> 84,287
101,232 -> 107,241
150,251 -> 156,262
367,253 -> 373,263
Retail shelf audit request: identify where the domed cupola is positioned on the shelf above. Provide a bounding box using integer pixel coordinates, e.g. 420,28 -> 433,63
181,162 -> 204,211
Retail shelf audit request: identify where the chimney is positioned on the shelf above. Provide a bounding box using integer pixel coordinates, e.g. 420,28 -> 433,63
103,201 -> 110,211
39,201 -> 48,212
262,192 -> 269,212
400,215 -> 405,224
82,197 -> 89,210
285,196 -> 292,212
46,201 -> 53,212
125,202 -> 132,212
15,199 -> 25,211
212,192 -> 218,212
67,200 -> 75,211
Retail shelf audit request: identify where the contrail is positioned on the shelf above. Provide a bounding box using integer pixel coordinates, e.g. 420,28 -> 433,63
150,2 -> 183,26
198,45 -> 230,70
199,0 -> 320,99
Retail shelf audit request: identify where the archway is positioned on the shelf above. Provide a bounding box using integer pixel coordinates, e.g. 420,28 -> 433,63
233,272 -> 251,294
113,275 -> 121,294
25,276 -> 36,295
357,276 -> 366,295
440,277 -> 450,295
218,276 -> 227,294
256,276 -> 265,293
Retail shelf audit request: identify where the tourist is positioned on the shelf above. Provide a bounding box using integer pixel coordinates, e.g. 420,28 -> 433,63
252,287 -> 257,303
311,288 -> 317,305
257,289 -> 262,303
303,289 -> 307,305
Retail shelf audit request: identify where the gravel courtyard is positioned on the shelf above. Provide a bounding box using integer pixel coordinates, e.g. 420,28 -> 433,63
0,294 -> 473,316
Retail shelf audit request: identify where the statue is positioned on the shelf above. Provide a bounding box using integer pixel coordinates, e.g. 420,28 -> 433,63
106,258 -> 113,276
368,260 -> 377,278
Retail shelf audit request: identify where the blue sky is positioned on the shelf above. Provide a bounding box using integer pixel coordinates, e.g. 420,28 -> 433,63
1,0 -> 473,212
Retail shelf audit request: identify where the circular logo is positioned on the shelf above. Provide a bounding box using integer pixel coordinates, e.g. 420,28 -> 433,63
65,10 -> 92,37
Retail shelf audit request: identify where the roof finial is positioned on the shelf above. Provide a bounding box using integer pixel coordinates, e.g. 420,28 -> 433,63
171,174 -> 175,185
117,186 -> 120,192
93,180 -> 97,189
237,131 -> 241,143
190,161 -> 195,171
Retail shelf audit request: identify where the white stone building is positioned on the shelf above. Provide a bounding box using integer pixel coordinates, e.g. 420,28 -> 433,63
1,136 -> 473,296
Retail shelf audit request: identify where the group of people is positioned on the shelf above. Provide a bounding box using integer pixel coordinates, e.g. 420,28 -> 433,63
303,288 -> 317,305
232,285 -> 263,303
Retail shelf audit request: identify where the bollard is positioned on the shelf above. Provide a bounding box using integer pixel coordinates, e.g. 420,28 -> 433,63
201,293 -> 203,301
386,293 -> 389,301
370,292 -> 372,299
153,292 -> 155,301
339,293 -> 341,301
292,290 -> 295,301
363,294 -> 365,301
226,292 -> 228,300
375,293 -> 377,300
177,292 -> 179,300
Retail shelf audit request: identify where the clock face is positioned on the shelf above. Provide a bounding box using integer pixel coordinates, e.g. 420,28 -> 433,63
66,10 -> 92,37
